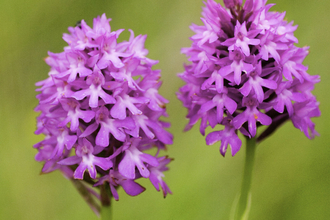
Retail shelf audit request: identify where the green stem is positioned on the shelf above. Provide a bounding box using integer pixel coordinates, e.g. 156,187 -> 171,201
100,184 -> 112,220
235,136 -> 257,220
101,204 -> 112,220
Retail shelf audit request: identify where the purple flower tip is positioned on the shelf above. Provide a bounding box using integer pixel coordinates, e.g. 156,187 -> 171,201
177,0 -> 320,156
34,14 -> 173,204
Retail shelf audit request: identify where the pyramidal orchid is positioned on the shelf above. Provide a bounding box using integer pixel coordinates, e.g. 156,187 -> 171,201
177,0 -> 320,219
178,0 -> 320,156
34,14 -> 173,217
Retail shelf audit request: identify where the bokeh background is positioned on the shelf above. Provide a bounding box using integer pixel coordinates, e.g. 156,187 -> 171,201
1,0 -> 329,219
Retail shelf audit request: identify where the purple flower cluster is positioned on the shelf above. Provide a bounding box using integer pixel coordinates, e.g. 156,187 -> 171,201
177,0 -> 320,156
34,14 -> 173,202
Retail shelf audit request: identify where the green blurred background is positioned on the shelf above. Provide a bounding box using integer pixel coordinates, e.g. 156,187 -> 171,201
1,0 -> 329,219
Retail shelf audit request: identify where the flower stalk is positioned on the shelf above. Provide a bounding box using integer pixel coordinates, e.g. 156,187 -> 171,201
235,136 -> 257,220
101,204 -> 112,220
100,184 -> 112,220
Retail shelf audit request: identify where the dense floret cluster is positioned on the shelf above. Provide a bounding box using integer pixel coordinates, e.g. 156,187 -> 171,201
34,14 -> 172,204
177,0 -> 320,156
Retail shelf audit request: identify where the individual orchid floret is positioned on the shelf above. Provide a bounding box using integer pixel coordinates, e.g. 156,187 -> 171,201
239,61 -> 277,103
177,0 -> 320,156
95,169 -> 145,201
218,49 -> 254,85
34,14 -> 173,215
291,98 -> 320,139
52,127 -> 77,159
58,99 -> 95,131
110,58 -> 142,90
222,21 -> 260,56
71,66 -> 116,108
55,51 -> 93,82
94,107 -> 135,146
118,138 -> 159,179
126,29 -> 159,65
58,138 -> 113,179
206,117 -> 242,156
271,81 -> 306,116
97,32 -> 128,69
199,88 -> 237,123
110,94 -> 149,119
232,96 -> 272,137
148,156 -> 173,197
